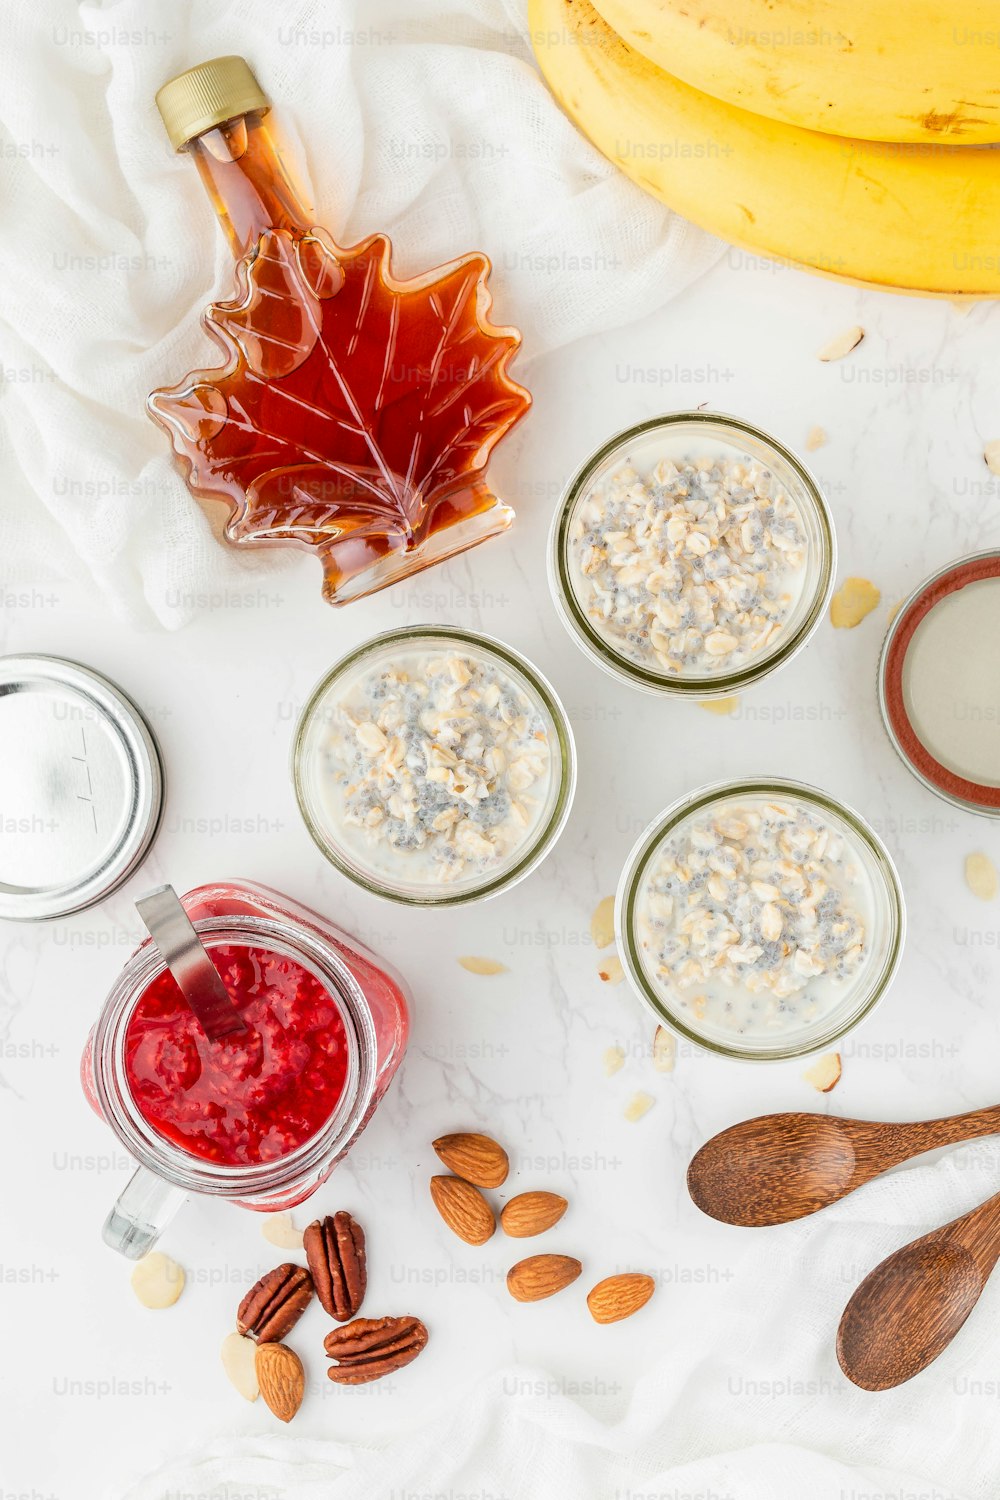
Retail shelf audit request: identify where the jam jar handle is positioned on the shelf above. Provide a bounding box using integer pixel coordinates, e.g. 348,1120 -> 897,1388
102,1167 -> 188,1259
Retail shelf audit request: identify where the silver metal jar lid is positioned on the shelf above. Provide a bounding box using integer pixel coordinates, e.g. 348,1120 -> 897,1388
0,655 -> 164,921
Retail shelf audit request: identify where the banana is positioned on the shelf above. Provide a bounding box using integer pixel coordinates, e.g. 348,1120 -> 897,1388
589,0 -> 1000,144
529,0 -> 1000,297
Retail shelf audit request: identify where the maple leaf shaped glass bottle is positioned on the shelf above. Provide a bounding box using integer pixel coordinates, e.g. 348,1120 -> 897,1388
148,57 -> 530,605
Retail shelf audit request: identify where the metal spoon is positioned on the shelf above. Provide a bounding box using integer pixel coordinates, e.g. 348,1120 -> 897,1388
687,1106 -> 1000,1227
135,884 -> 247,1040
837,1189 -> 1000,1390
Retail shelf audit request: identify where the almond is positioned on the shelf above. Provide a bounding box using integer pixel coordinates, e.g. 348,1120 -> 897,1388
220,1331 -> 259,1402
261,1212 -> 304,1249
624,1090 -> 656,1122
507,1254 -> 582,1302
587,1273 -> 655,1325
603,1044 -> 626,1077
432,1131 -> 509,1188
458,956 -> 507,975
430,1175 -> 496,1245
255,1341 -> 305,1423
802,1051 -> 842,1092
817,325 -> 864,362
130,1252 -> 184,1309
830,577 -> 880,629
965,851 -> 999,901
500,1191 -> 568,1239
590,895 -> 616,950
652,1026 -> 676,1074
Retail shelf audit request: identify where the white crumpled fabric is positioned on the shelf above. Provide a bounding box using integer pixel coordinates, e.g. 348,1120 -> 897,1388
0,0 -> 721,627
123,1141 -> 1000,1500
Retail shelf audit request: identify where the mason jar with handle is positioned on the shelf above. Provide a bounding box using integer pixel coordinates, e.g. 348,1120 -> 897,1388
81,881 -> 411,1258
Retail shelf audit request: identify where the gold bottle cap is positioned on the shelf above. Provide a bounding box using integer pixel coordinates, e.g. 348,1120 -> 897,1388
155,56 -> 270,151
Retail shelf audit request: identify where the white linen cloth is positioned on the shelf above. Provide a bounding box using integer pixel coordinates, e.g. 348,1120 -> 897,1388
0,0 -> 721,627
123,1142 -> 1000,1500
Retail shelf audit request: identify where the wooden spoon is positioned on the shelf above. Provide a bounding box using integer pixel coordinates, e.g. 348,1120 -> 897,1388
837,1190 -> 1000,1390
687,1106 -> 1000,1227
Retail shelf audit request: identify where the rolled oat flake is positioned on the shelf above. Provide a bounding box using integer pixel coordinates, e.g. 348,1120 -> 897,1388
880,552 -> 1000,815
0,655 -> 164,920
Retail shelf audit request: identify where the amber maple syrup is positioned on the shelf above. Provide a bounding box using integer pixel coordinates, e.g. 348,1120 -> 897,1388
149,58 -> 530,605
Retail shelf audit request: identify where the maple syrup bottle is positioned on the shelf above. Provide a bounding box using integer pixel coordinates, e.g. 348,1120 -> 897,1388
149,57 -> 530,605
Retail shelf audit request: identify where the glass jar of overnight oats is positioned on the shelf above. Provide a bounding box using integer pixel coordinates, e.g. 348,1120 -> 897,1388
616,779 -> 905,1061
293,627 -> 576,905
549,413 -> 836,697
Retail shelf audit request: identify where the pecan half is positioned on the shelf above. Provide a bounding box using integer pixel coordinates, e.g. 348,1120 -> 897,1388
303,1212 -> 367,1322
324,1315 -> 428,1384
237,1263 -> 314,1344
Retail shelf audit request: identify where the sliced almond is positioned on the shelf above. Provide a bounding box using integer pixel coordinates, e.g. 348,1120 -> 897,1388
507,1254 -> 582,1302
818,325 -> 864,362
805,426 -> 828,452
458,956 -> 508,975
433,1131 -> 509,1188
652,1026 -> 676,1074
587,1273 -> 655,1324
624,1090 -> 656,1122
262,1213 -> 304,1250
965,851 -> 999,901
598,953 -> 625,985
984,441 -> 1000,476
255,1341 -> 305,1423
501,1191 -> 568,1239
698,695 -> 740,716
221,1331 -> 259,1402
130,1252 -> 185,1309
830,576 -> 880,629
430,1175 -> 496,1245
590,895 -> 616,950
603,1044 -> 626,1077
802,1051 -> 842,1092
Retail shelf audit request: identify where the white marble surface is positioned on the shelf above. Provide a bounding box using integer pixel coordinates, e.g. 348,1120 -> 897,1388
4,253 -> 1000,1498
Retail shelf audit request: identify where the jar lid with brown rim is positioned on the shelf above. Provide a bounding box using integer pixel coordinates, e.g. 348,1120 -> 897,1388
879,550 -> 1000,816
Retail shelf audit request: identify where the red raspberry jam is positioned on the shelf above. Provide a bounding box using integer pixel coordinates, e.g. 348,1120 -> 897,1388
124,944 -> 349,1166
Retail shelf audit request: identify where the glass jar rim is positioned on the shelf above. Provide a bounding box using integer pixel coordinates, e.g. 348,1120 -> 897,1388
548,410 -> 837,697
615,775 -> 906,1062
91,913 -> 377,1195
292,623 -> 577,906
